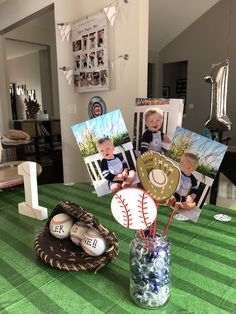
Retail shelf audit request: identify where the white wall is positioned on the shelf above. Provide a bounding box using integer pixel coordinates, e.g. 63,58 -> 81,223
0,0 -> 149,183
8,51 -> 42,119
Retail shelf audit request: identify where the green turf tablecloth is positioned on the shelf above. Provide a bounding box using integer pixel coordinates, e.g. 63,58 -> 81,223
0,183 -> 236,313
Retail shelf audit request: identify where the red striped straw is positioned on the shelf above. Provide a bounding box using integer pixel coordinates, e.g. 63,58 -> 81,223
149,202 -> 159,239
163,208 -> 175,236
139,229 -> 149,250
149,223 -> 153,237
152,218 -> 157,243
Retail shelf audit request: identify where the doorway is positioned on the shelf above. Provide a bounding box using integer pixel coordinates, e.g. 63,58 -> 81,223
162,61 -> 188,112
2,6 -> 63,184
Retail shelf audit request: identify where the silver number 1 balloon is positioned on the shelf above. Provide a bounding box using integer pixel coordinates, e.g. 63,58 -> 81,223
205,59 -> 231,131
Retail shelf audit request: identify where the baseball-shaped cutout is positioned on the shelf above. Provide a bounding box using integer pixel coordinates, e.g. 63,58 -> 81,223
49,213 -> 74,239
70,222 -> 89,246
81,228 -> 106,256
149,169 -> 167,187
111,187 -> 157,230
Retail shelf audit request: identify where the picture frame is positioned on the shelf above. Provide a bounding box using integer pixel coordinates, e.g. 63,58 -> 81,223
176,78 -> 187,94
162,86 -> 170,98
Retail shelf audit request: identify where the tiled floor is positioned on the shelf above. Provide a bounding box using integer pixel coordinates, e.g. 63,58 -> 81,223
214,173 -> 236,210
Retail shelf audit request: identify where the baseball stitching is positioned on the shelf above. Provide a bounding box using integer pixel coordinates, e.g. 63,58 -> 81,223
115,194 -> 133,228
137,191 -> 151,227
52,216 -> 72,224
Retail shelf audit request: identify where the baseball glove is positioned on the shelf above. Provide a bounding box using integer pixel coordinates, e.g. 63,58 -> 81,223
34,200 -> 119,273
137,151 -> 180,203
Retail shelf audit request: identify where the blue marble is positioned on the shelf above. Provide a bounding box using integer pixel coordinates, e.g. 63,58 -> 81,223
130,232 -> 171,308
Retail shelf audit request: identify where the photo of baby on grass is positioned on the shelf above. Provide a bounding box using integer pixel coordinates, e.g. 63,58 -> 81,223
167,126 -> 227,222
71,109 -> 138,196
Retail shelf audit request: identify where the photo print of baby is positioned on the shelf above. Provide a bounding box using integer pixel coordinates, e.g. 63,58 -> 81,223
71,109 -> 138,196
133,98 -> 184,157
167,126 -> 227,222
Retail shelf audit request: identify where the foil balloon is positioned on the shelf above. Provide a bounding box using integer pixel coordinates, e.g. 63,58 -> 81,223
204,60 -> 231,131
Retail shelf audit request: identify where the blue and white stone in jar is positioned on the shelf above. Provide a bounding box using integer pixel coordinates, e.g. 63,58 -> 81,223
130,230 -> 171,308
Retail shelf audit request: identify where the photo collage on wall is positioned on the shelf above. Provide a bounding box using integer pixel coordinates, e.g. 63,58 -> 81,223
71,12 -> 109,92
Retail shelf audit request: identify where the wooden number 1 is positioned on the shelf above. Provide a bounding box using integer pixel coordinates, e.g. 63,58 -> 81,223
18,161 -> 48,220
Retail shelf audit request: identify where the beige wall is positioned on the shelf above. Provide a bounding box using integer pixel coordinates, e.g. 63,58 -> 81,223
0,0 -> 53,32
8,51 -> 42,119
148,49 -> 159,97
39,49 -> 54,116
158,0 -> 235,145
0,0 -> 149,183
0,36 -> 11,133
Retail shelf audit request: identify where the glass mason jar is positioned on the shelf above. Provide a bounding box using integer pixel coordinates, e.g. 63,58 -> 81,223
129,229 -> 171,309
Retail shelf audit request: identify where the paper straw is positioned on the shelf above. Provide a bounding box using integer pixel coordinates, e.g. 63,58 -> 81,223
163,209 -> 175,236
139,229 -> 149,250
152,218 -> 157,243
149,223 -> 153,237
149,201 -> 159,238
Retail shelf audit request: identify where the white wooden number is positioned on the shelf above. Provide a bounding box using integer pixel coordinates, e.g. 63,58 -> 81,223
18,161 -> 48,220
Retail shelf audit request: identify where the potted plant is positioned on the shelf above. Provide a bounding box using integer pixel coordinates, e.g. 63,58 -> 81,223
24,98 -> 40,119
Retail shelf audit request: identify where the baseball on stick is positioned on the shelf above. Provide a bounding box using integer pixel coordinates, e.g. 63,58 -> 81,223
111,187 -> 157,230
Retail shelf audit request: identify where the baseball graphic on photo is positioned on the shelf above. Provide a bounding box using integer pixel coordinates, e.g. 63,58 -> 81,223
81,228 -> 106,256
111,187 -> 157,230
149,169 -> 167,187
70,221 -> 89,246
49,213 -> 74,239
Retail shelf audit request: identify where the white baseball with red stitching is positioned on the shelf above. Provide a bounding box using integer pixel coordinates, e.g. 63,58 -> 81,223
81,228 -> 106,256
111,187 -> 157,229
70,222 -> 88,246
49,213 -> 74,239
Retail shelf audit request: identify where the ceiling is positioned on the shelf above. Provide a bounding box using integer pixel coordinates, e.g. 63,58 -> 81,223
2,0 -> 220,59
149,0 -> 220,52
5,39 -> 47,60
4,9 -> 54,60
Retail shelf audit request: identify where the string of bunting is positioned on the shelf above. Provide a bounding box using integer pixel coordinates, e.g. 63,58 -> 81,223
59,66 -> 74,85
56,0 -> 129,41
